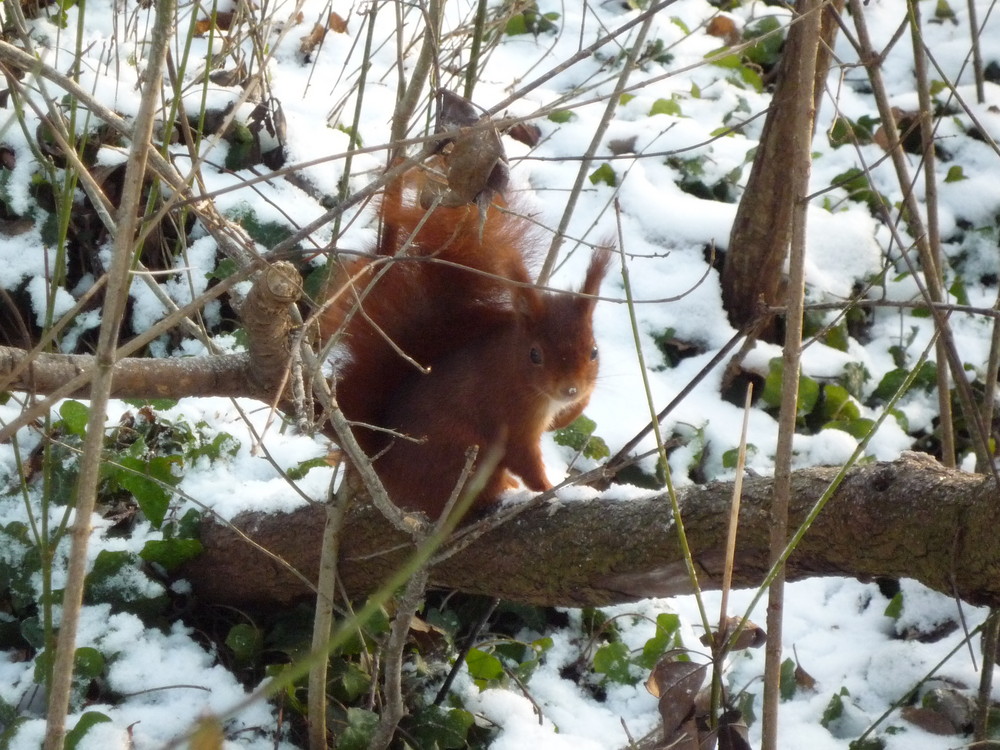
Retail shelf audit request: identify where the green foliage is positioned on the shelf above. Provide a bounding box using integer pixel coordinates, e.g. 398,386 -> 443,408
760,359 -> 880,439
760,359 -> 820,418
944,165 -> 966,182
84,550 -> 168,618
649,97 -> 683,117
226,622 -> 264,669
779,657 -> 797,701
589,162 -> 617,187
871,361 -> 937,403
883,592 -> 904,619
821,687 -> 851,727
58,400 -> 89,437
666,156 -> 741,203
285,455 -> 331,481
406,706 -> 476,749
139,538 -> 203,572
65,711 -> 112,750
328,658 -> 372,703
466,647 -> 505,686
590,612 -> 684,687
553,415 -> 610,461
722,444 -> 757,469
831,167 -> 890,216
505,3 -> 559,36
827,115 -> 879,148
742,16 -> 785,68
635,612 -> 682,669
336,707 -> 379,750
228,204 -> 295,248
593,641 -> 636,684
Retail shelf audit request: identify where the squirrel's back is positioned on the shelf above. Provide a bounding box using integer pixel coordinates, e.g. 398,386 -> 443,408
320,178 -> 537,455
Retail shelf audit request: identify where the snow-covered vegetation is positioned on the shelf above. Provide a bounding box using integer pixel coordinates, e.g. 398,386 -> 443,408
1,0 -> 999,747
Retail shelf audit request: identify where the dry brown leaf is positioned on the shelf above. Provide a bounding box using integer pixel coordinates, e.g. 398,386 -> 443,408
507,122 -> 541,147
300,24 -> 327,56
706,16 -> 740,46
328,11 -> 348,33
700,616 -> 767,651
900,705 -> 959,735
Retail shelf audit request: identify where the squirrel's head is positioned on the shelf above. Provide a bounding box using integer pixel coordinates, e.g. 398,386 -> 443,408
515,247 -> 612,423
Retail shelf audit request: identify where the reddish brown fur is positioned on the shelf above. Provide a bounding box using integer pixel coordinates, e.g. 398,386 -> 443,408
320,168 -> 611,518
375,248 -> 612,518
319,179 -> 537,457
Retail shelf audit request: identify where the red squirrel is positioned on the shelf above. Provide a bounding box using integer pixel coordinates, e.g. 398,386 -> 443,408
320,169 -> 611,518
376,248 -> 611,517
320,173 -> 536,457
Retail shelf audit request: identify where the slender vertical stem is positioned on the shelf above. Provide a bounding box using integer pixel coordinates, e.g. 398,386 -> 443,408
761,1 -> 822,748
42,0 -> 174,746
908,0 -> 955,467
307,474 -> 351,750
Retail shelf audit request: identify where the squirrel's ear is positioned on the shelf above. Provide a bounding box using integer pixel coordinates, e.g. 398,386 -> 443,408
582,246 -> 613,297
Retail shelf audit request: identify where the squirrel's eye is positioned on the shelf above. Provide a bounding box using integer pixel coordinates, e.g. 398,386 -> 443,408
590,346 -> 599,361
529,347 -> 543,365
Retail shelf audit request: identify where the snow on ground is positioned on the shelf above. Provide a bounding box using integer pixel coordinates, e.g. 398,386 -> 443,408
1,0 -> 999,746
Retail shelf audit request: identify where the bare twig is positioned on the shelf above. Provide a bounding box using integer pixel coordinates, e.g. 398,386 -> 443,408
43,0 -> 174,744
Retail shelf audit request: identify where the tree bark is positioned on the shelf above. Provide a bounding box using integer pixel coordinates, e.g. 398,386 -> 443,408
720,3 -> 844,338
183,453 -> 1000,609
0,346 -> 258,400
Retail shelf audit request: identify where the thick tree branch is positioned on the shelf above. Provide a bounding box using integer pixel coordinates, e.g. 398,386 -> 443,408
184,453 -> 1000,609
0,261 -> 302,404
0,346 -> 259,401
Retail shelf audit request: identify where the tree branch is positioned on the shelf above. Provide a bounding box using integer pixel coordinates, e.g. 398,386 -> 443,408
0,345 -> 259,401
184,453 -> 1000,609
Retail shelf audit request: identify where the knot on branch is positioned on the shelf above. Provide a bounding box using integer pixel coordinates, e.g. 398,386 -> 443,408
242,261 -> 303,396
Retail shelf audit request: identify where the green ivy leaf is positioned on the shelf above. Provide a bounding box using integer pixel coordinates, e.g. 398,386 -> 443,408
949,276 -> 969,305
743,16 -> 784,67
589,162 -> 617,187
466,647 -> 504,685
408,706 -> 475,750
779,657 -> 798,701
636,612 -> 681,669
649,97 -> 682,117
548,109 -> 575,123
59,400 -> 89,437
338,708 -> 379,750
85,549 -> 167,617
225,623 -> 263,668
707,49 -> 742,69
884,591 -> 904,619
944,165 -> 966,183
285,455 -> 329,481
65,711 -> 112,750
117,456 -> 172,528
328,658 -> 372,703
553,415 -> 610,460
722,444 -> 757,469
761,359 -> 820,417
823,418 -> 876,439
819,384 -> 860,422
821,687 -> 850,726
593,641 -> 636,685
139,538 -> 203,571
73,647 -> 105,680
